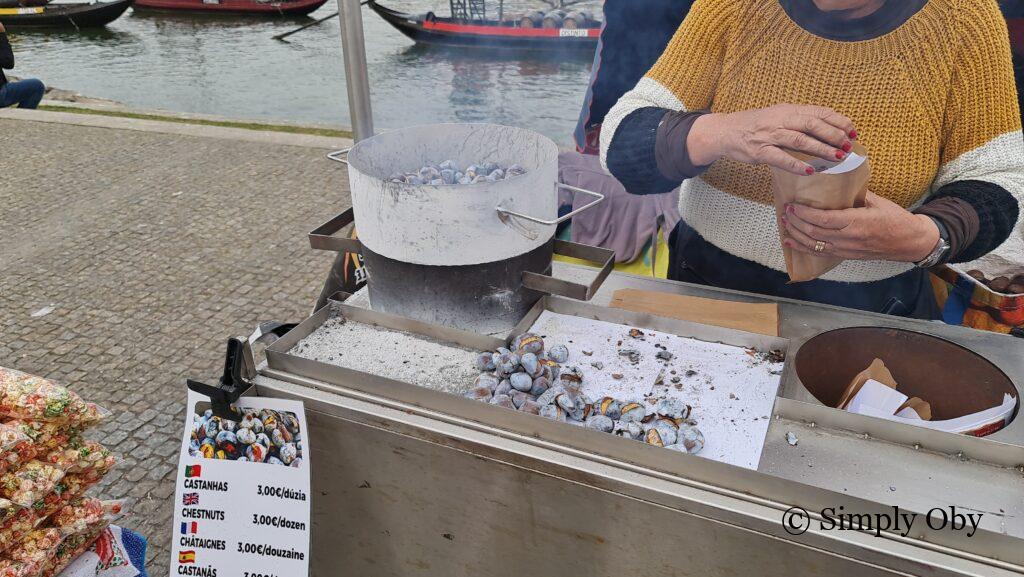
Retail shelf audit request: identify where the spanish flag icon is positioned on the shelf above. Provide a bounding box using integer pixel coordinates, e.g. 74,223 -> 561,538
179,550 -> 196,564
184,465 -> 202,478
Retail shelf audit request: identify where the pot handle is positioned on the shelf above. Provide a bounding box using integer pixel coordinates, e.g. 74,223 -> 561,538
522,240 -> 615,301
496,182 -> 604,226
309,207 -> 363,254
326,148 -> 351,165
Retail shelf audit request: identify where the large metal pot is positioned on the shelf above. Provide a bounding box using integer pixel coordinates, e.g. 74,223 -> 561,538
316,123 -> 611,334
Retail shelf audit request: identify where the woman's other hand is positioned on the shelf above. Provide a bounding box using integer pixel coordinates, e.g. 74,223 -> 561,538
688,104 -> 856,176
781,192 -> 940,263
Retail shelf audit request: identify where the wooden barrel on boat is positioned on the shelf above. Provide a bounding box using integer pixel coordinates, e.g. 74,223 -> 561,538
563,11 -> 586,29
519,10 -> 542,28
542,9 -> 564,28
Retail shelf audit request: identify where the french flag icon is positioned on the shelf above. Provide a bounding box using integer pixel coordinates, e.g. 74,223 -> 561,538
181,522 -> 198,535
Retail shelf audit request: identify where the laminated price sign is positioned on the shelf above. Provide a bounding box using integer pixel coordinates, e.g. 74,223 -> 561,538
170,391 -> 311,577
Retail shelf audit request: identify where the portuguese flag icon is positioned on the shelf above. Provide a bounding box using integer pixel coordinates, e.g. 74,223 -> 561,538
184,465 -> 202,478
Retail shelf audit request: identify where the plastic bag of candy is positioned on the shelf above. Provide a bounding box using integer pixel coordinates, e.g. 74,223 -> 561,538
0,425 -> 34,478
0,502 -> 36,555
42,440 -> 114,476
50,498 -> 123,536
0,461 -> 64,508
4,421 -> 77,456
6,528 -> 62,570
40,522 -> 108,577
0,369 -> 89,424
0,559 -> 44,577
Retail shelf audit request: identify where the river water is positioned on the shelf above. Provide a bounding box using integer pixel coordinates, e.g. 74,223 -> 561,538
8,1 -> 600,144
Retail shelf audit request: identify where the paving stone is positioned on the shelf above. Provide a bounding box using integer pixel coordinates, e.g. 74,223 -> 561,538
0,118 -> 348,572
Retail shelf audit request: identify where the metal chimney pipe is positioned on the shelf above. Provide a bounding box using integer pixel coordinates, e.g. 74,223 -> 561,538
337,0 -> 374,140
313,0 -> 374,312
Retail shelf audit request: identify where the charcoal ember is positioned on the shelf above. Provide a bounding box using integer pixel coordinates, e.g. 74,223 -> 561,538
655,350 -> 674,361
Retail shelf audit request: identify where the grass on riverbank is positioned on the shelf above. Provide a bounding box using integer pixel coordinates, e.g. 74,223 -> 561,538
37,104 -> 354,139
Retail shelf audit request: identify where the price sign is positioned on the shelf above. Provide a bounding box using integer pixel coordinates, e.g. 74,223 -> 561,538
170,391 -> 310,577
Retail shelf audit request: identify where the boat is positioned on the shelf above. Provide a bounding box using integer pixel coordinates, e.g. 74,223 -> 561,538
0,0 -> 49,8
0,0 -> 132,28
367,0 -> 601,52
133,0 -> 326,16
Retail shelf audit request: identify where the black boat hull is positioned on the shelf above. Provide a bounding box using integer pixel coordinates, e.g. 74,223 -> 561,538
0,0 -> 133,28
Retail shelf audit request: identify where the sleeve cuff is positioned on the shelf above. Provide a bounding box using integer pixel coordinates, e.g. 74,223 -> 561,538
655,110 -> 711,181
916,180 -> 1020,263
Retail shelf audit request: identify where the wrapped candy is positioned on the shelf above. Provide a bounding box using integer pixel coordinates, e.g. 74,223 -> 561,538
0,462 -> 64,508
7,528 -> 62,568
50,498 -> 123,536
0,369 -> 88,423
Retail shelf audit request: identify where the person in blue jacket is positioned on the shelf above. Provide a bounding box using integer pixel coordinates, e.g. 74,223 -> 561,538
574,1 -> 695,154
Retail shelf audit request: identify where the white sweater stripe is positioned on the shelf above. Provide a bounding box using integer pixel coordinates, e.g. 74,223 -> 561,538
681,178 -> 916,282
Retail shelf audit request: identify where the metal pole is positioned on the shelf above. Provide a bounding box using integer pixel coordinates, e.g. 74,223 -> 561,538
337,0 -> 374,140
314,0 -> 374,311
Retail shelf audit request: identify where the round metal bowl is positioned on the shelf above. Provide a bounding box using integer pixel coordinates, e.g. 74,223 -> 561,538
795,327 -> 1018,422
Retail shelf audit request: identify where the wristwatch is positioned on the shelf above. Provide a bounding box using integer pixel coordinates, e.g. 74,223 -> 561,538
915,216 -> 952,269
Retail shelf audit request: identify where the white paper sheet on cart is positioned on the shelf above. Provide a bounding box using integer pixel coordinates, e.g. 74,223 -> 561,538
851,393 -> 1016,434
528,311 -> 782,470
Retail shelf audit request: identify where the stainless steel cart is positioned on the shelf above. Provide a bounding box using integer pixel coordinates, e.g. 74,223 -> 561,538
251,263 -> 1024,577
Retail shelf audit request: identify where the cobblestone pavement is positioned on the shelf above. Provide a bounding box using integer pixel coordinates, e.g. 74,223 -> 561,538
0,117 -> 349,571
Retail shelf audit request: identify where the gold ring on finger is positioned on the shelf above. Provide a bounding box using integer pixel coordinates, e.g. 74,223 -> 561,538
814,240 -> 827,253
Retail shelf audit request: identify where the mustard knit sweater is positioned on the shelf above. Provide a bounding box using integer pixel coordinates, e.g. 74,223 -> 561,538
601,0 -> 1024,283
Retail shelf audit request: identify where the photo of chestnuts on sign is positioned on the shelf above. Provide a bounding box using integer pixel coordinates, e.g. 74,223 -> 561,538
188,407 -> 303,468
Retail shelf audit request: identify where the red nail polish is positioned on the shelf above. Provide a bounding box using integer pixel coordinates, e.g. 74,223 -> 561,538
835,150 -> 845,160
787,204 -> 795,214
842,141 -> 852,152
849,130 -> 858,139
805,167 -> 815,175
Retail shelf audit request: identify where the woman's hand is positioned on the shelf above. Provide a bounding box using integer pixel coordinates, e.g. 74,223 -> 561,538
781,192 -> 940,263
688,104 -> 857,176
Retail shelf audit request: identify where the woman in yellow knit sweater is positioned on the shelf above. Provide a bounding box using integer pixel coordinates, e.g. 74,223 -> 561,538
602,0 -> 1023,318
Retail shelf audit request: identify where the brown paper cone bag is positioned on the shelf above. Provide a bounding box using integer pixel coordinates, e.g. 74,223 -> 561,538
771,142 -> 871,282
835,357 -> 896,410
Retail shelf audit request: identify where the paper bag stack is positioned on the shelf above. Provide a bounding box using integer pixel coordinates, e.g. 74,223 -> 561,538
837,359 -> 1016,436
